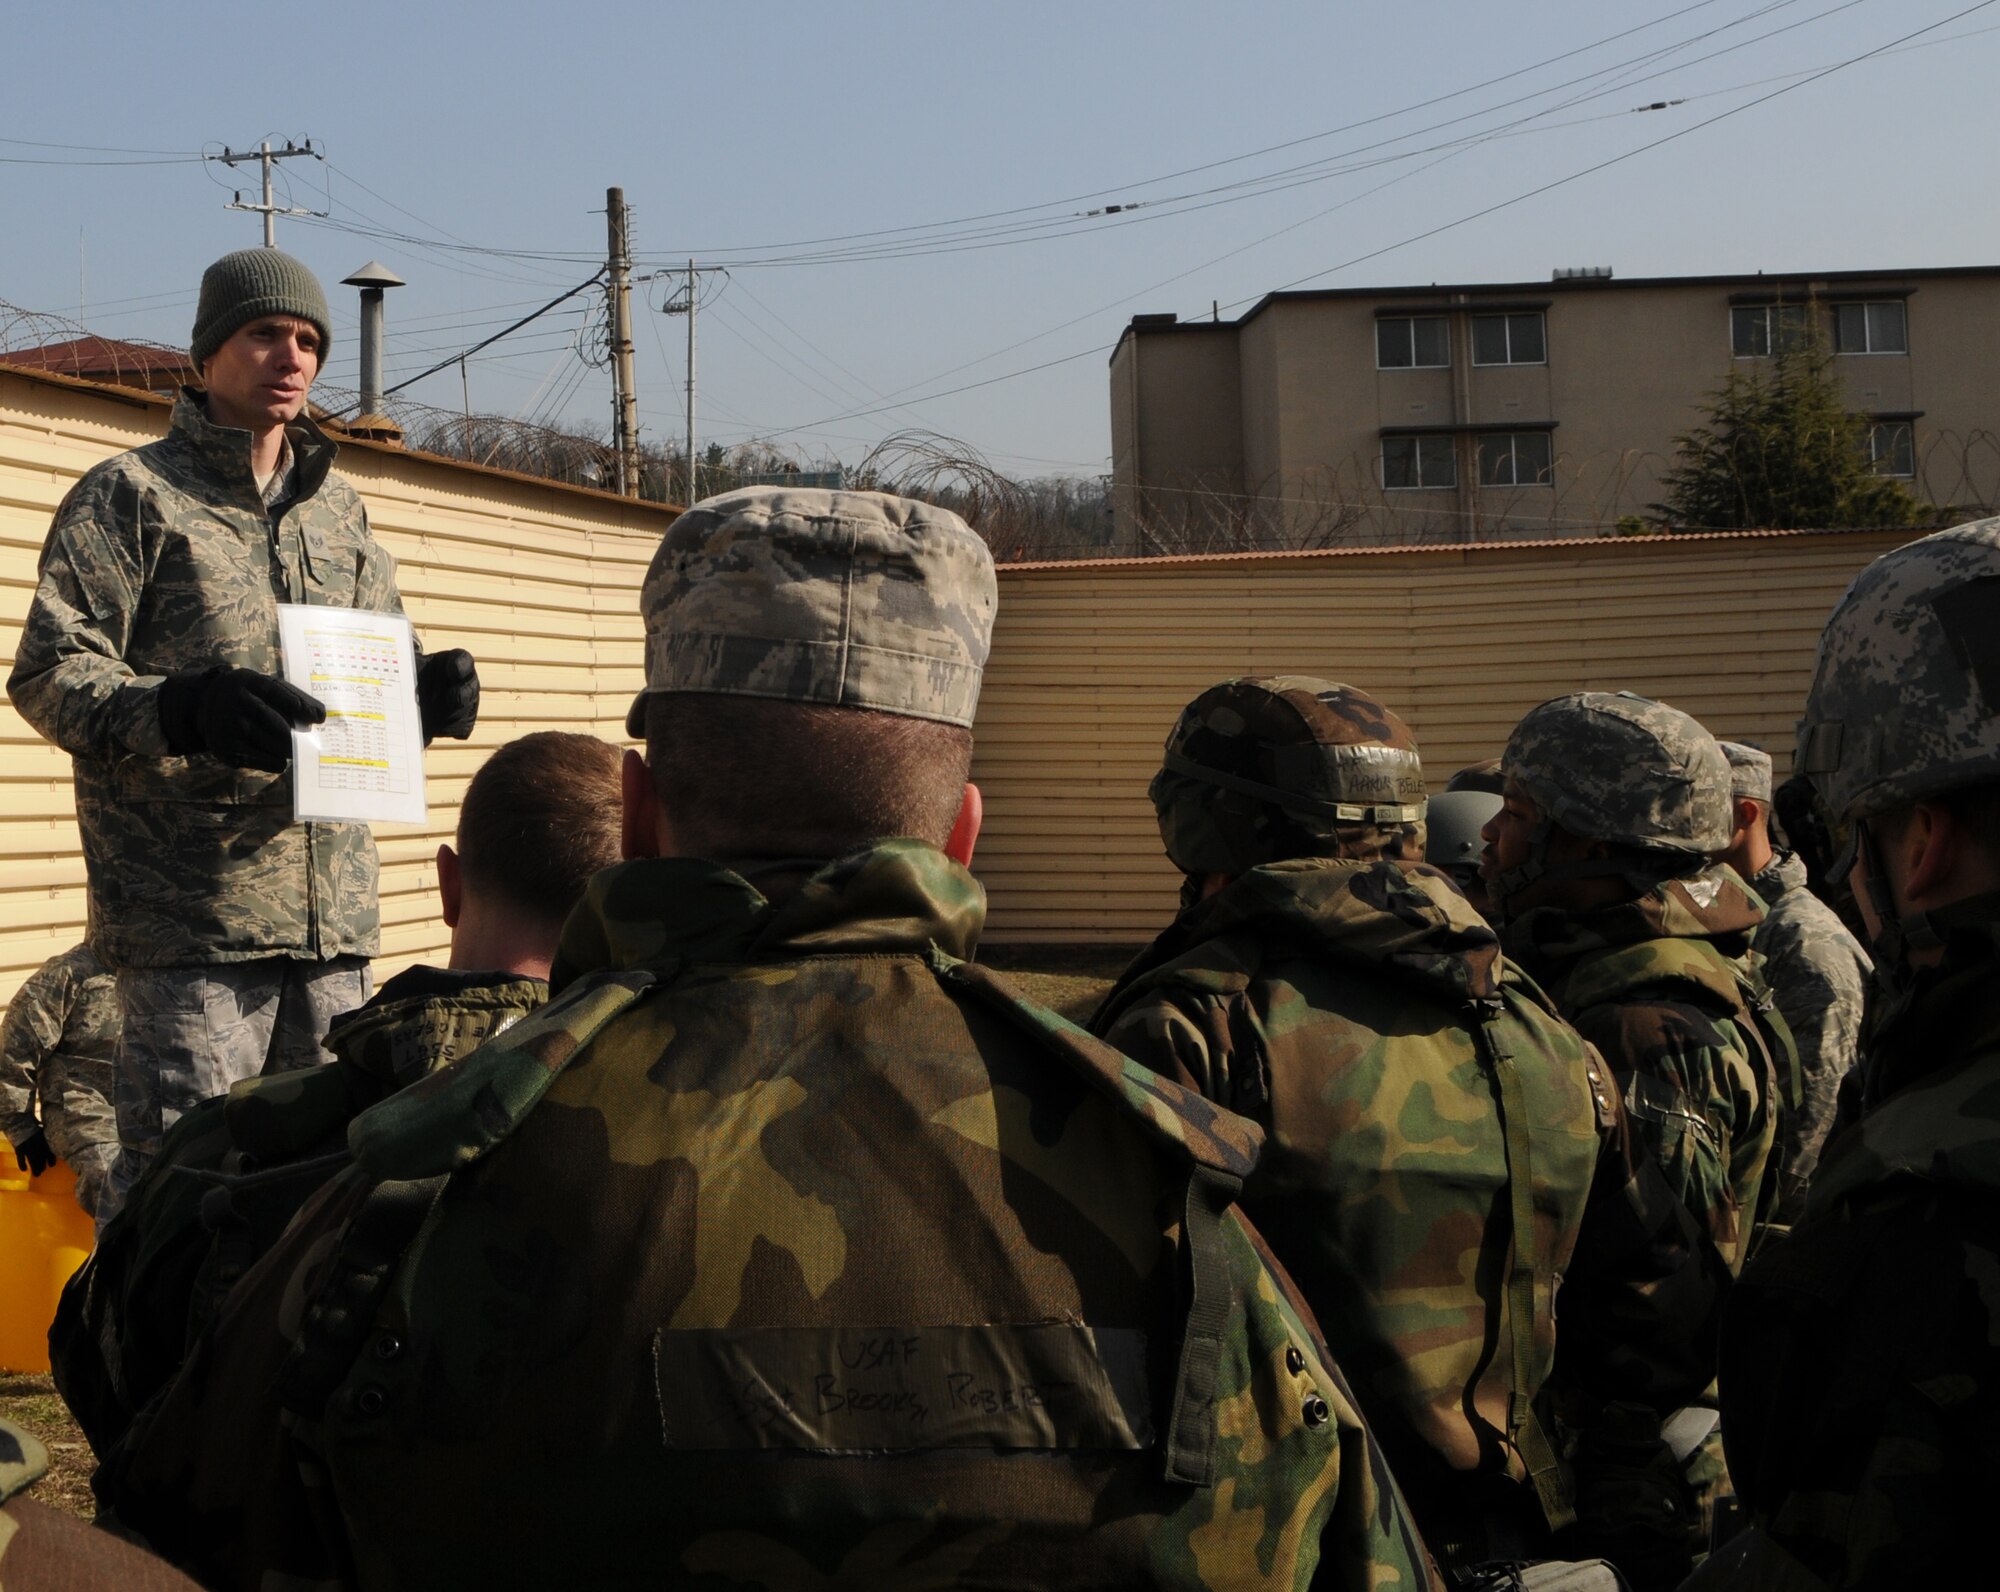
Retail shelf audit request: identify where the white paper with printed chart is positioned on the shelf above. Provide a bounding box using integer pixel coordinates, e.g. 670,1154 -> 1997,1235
277,603 -> 428,825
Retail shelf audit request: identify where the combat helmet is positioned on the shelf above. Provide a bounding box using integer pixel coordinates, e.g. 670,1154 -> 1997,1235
1427,789 -> 1503,885
1796,519 -> 2000,974
1797,519 -> 2000,822
1150,676 -> 1427,878
1493,690 -> 1730,902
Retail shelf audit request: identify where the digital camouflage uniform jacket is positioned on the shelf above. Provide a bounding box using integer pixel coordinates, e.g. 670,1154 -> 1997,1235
1746,851 -> 1872,1228
1502,868 -> 1784,1275
1091,859 -> 1724,1571
95,843 -> 1441,1592
6,392 -> 406,967
0,943 -> 118,1166
1702,910 -> 2000,1591
54,966 -> 546,1462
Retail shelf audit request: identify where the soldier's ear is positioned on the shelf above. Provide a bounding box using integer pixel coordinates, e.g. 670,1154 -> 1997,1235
944,782 -> 982,867
436,843 -> 462,928
621,748 -> 668,860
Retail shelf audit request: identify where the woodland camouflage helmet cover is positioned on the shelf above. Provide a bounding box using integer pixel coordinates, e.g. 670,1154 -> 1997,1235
1797,518 -> 2000,820
1150,675 -> 1427,876
1502,690 -> 1732,857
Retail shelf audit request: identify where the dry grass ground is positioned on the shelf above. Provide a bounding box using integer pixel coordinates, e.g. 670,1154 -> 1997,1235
1,1374 -> 93,1517
0,947 -> 1138,1525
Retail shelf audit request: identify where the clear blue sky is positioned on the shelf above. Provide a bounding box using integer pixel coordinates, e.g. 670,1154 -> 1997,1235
4,0 -> 1996,480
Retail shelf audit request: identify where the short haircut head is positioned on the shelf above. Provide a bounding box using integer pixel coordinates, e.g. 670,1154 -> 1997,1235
644,693 -> 972,861
456,732 -> 625,928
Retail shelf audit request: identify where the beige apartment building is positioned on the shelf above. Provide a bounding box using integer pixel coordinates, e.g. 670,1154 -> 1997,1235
1109,265 -> 2000,546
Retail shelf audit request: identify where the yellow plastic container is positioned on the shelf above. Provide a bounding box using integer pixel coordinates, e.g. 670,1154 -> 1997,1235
0,1160 -> 94,1374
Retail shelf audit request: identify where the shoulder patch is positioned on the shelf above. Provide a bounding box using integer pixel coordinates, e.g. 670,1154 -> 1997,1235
348,967 -> 656,1181
942,960 -> 1261,1179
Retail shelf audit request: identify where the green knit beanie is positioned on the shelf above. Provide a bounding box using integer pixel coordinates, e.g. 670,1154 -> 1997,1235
189,248 -> 333,370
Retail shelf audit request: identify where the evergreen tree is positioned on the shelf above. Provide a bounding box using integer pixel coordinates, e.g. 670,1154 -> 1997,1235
1655,335 -> 1930,531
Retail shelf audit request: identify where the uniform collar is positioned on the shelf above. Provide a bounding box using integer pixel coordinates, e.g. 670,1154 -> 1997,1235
169,387 -> 338,510
549,838 -> 986,991
1503,864 -> 1764,975
1103,856 -> 1504,1013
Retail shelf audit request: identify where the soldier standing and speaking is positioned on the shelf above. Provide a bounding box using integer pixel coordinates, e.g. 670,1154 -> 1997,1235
1477,692 -> 1788,1578
96,491 -> 1440,1592
0,942 -> 119,1215
1691,523 -> 2000,1589
6,249 -> 480,1225
1091,678 -> 1722,1585
1713,741 -> 1871,1228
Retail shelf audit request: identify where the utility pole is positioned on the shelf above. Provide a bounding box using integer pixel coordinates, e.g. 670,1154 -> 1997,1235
682,258 -> 696,503
657,259 -> 727,505
605,187 -> 642,498
208,139 -> 324,246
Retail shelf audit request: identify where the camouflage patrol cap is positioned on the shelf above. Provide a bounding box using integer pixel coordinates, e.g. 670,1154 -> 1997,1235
626,486 -> 996,736
1798,519 -> 2000,819
1502,690 -> 1731,854
1150,676 -> 1427,875
1720,742 -> 1773,805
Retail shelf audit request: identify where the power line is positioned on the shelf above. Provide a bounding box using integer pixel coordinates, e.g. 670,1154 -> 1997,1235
745,0 -> 1993,442
322,271 -> 605,417
238,0 -> 1788,272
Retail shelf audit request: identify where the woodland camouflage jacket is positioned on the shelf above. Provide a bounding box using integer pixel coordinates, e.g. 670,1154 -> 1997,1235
1502,868 -> 1786,1275
53,967 -> 547,1461
93,843 -> 1441,1592
1705,907 -> 2000,1591
6,393 -> 405,967
1091,859 -> 1724,1568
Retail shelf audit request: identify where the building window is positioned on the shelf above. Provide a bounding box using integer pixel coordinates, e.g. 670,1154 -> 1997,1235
1376,315 -> 1450,369
1731,303 -> 1815,357
1865,420 -> 1914,477
1382,434 -> 1457,490
1834,301 -> 1907,354
1471,312 -> 1546,366
1477,431 -> 1554,488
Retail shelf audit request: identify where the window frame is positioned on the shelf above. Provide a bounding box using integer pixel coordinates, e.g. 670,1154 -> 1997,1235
1730,302 -> 1815,358
1864,419 -> 1915,478
1375,314 -> 1451,371
1470,311 -> 1547,367
1380,433 -> 1458,491
1833,300 -> 1908,356
1476,430 -> 1555,489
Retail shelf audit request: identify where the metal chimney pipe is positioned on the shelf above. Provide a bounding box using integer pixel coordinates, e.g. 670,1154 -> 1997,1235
340,261 -> 407,421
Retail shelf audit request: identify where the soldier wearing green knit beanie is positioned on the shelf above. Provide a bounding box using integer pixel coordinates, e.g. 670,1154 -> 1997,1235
7,246 -> 483,1227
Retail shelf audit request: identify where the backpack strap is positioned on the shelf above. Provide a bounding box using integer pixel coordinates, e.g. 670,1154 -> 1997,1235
1472,997 -> 1577,1533
940,958 -> 1259,1488
348,967 -> 661,1182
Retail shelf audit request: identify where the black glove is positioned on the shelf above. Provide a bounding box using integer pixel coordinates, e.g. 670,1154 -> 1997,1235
417,648 -> 480,743
14,1128 -> 55,1177
158,664 -> 326,772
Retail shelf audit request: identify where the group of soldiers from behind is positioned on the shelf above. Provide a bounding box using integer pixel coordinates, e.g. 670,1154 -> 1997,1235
0,249 -> 1991,1592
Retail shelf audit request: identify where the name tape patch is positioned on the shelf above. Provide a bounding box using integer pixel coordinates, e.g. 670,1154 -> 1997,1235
655,1323 -> 1153,1452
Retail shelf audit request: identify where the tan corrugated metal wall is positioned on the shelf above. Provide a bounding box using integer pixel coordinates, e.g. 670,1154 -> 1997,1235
971,531 -> 1910,943
0,367 -> 664,1005
0,366 -> 1915,991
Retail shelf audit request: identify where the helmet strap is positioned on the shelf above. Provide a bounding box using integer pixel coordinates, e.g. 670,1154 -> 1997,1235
1490,817 -> 1673,919
1856,819 -> 1922,994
